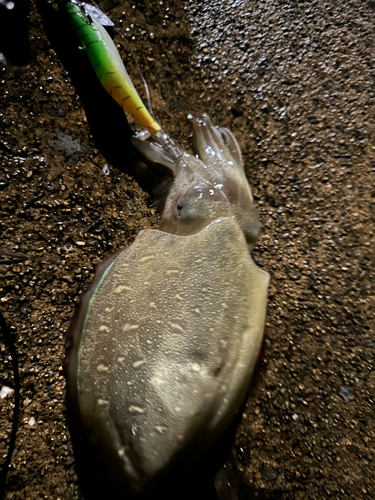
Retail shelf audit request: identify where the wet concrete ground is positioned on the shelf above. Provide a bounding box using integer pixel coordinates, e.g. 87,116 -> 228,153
0,0 -> 374,498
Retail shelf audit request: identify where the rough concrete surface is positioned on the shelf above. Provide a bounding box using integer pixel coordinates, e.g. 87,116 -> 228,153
0,0 -> 374,499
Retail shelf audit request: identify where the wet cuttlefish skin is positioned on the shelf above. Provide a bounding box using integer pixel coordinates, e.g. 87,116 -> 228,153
65,116 -> 270,498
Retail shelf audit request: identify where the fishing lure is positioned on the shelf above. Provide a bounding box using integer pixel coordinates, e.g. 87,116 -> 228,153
58,0 -> 159,134
58,0 -> 181,161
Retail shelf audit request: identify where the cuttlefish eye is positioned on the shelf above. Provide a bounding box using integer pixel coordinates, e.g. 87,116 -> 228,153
176,201 -> 184,217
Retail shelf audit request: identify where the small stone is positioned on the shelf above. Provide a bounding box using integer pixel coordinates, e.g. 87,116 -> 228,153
0,386 -> 13,398
339,386 -> 355,403
323,385 -> 332,396
260,463 -> 278,481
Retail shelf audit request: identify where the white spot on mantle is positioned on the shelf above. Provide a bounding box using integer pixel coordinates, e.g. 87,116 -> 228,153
170,322 -> 184,332
123,324 -> 139,332
133,360 -> 146,368
115,285 -> 131,293
98,399 -> 109,406
166,269 -> 179,275
128,406 -> 145,414
139,255 -> 155,262
151,376 -> 165,386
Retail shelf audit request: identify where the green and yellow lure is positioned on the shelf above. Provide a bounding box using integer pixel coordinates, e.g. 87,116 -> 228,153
61,0 -> 162,136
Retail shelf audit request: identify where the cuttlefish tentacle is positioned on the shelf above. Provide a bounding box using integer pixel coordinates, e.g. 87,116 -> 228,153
217,127 -> 244,170
191,115 -> 227,165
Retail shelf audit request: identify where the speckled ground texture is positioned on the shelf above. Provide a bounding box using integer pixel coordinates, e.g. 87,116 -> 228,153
0,0 -> 374,498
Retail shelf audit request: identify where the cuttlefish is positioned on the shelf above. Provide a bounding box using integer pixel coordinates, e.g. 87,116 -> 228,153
65,116 -> 270,498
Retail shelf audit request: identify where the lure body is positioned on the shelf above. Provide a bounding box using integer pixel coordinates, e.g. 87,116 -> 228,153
61,0 -> 161,136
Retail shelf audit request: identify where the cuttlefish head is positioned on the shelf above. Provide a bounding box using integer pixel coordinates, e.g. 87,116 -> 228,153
132,115 -> 262,249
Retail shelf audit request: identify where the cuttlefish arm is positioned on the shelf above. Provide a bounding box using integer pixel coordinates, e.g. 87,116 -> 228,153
132,116 -> 261,247
131,115 -> 245,180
